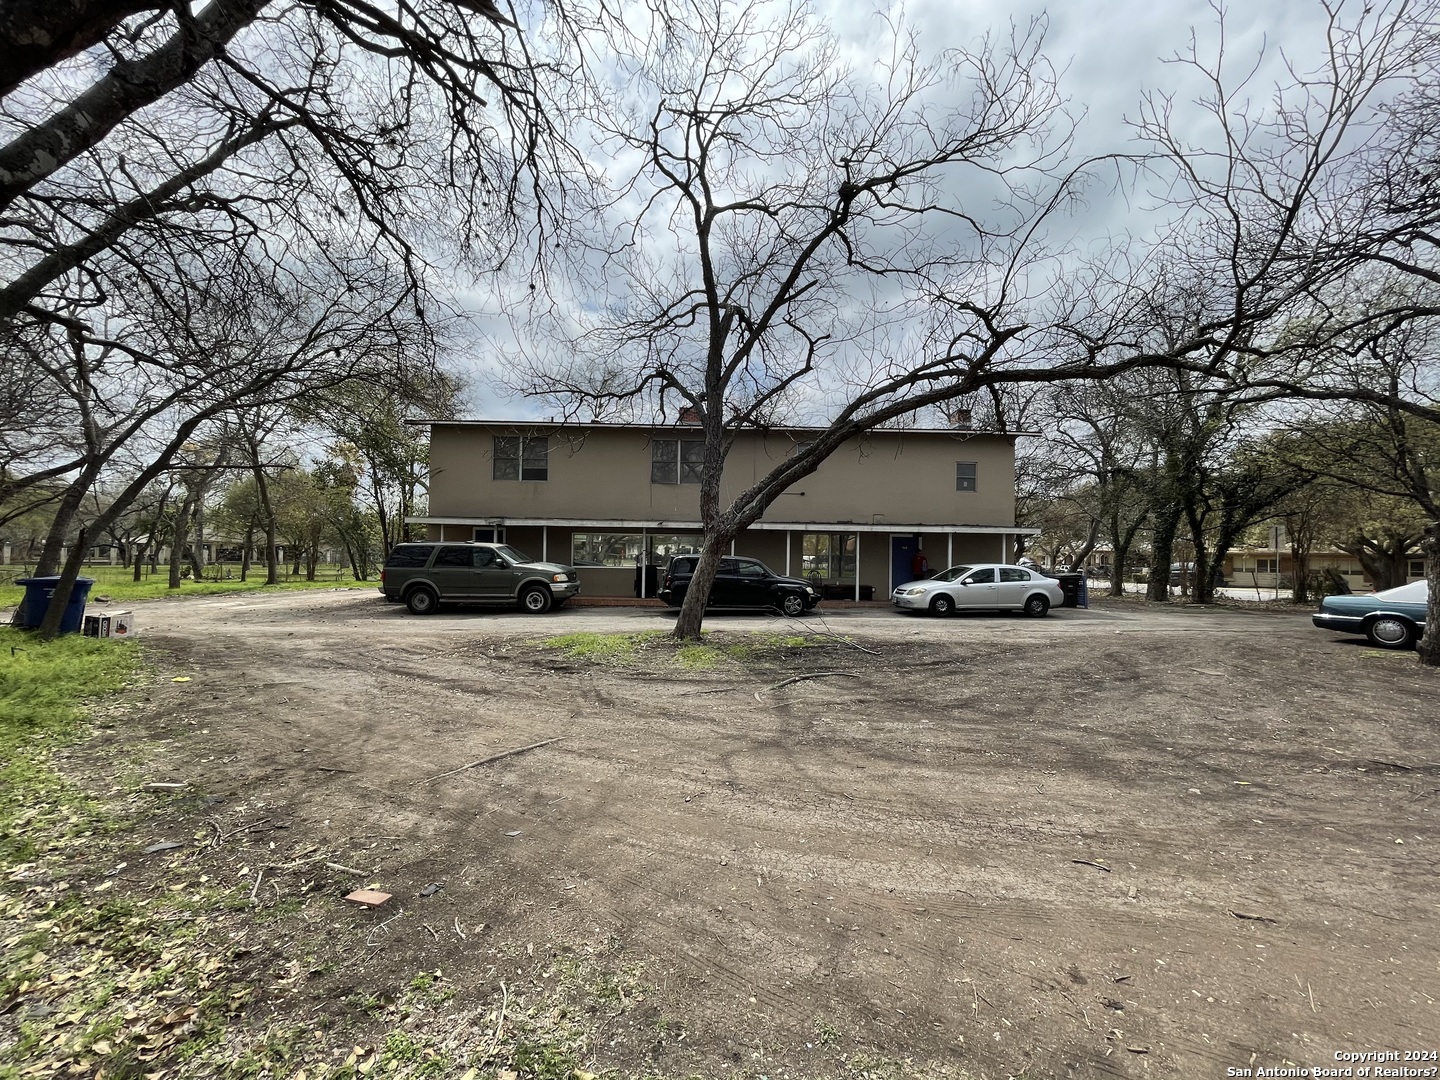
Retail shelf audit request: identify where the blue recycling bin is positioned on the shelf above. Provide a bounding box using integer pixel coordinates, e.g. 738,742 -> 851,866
14,576 -> 96,634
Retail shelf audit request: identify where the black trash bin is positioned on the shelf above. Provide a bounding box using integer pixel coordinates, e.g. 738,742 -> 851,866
633,564 -> 661,598
1047,571 -> 1086,609
14,576 -> 96,633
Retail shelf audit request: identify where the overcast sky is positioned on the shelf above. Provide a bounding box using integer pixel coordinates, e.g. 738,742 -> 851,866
458,0 -> 1354,419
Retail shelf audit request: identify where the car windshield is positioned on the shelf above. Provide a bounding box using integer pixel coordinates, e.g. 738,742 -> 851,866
1375,580 -> 1429,602
928,565 -> 973,583
494,545 -> 532,564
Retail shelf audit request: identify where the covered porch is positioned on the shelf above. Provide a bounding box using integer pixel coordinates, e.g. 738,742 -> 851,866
407,517 -> 1037,601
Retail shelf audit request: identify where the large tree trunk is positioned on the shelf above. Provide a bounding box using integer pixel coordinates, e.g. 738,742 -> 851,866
1107,513 -> 1141,599
1290,536 -> 1314,605
1068,519 -> 1101,572
1346,539 -> 1410,591
674,534 -> 734,641
169,491 -> 197,589
252,463 -> 279,585
1147,505 -> 1182,602
36,527 -> 88,639
34,480 -> 89,577
241,522 -> 254,582
191,501 -> 207,580
1421,521 -> 1439,668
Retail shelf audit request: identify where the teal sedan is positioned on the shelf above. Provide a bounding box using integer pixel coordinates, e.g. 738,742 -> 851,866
1312,581 -> 1430,649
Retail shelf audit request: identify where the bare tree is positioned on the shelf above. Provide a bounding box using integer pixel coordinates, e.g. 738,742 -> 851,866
514,0 -> 1257,639
1135,0 -> 1440,657
27,236 -> 439,635
1270,318 -> 1440,655
303,370 -> 464,554
1040,381 -> 1155,596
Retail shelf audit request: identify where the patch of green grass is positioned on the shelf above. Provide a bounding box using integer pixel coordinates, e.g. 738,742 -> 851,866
408,969 -> 442,992
543,630 -> 818,670
25,564 -> 369,603
510,1037 -> 578,1080
542,630 -> 670,662
0,628 -> 140,864
674,643 -> 727,668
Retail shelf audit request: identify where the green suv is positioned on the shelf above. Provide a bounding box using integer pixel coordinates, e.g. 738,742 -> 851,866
380,542 -> 581,615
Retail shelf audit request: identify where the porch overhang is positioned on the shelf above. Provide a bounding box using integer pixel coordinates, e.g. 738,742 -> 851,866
405,516 -> 1038,536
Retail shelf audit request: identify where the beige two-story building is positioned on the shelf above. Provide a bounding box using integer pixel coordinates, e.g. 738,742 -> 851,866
412,420 -> 1035,599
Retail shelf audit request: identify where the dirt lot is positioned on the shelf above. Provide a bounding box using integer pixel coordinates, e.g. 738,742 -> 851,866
27,591 -> 1440,1078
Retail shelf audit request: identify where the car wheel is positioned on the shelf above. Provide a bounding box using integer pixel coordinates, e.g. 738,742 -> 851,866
1023,594 -> 1050,618
929,594 -> 953,617
779,592 -> 806,617
1365,615 -> 1416,649
519,585 -> 553,614
405,586 -> 439,616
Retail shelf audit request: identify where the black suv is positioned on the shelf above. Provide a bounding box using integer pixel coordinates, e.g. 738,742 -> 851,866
380,542 -> 580,615
659,555 -> 819,616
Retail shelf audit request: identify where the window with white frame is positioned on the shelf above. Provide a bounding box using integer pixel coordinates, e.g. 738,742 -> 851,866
1410,559 -> 1426,577
493,436 -> 549,481
651,439 -> 705,484
956,461 -> 977,492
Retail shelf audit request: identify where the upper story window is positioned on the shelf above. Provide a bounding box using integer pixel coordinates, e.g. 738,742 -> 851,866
652,439 -> 705,484
494,436 -> 549,481
956,461 -> 977,492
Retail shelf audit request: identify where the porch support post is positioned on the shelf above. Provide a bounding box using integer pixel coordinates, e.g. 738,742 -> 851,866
854,532 -> 861,601
542,526 -> 548,562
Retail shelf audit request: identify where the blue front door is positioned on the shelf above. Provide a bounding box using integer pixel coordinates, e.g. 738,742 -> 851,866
891,535 -> 917,593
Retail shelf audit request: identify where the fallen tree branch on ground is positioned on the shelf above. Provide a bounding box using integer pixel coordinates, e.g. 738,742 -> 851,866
418,737 -> 565,784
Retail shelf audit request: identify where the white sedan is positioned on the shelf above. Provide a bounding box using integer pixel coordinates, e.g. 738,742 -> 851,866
891,563 -> 1066,617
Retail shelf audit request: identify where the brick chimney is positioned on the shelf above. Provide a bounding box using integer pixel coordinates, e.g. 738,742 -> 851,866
678,406 -> 702,425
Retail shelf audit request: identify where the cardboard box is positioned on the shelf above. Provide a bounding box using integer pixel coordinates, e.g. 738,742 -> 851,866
83,610 -> 136,639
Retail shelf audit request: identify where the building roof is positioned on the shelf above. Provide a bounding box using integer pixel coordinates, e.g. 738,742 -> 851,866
407,515 -> 1037,535
418,418 -> 1036,438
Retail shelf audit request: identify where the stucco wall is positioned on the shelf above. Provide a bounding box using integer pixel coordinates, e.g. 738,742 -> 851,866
427,424 -> 1017,528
